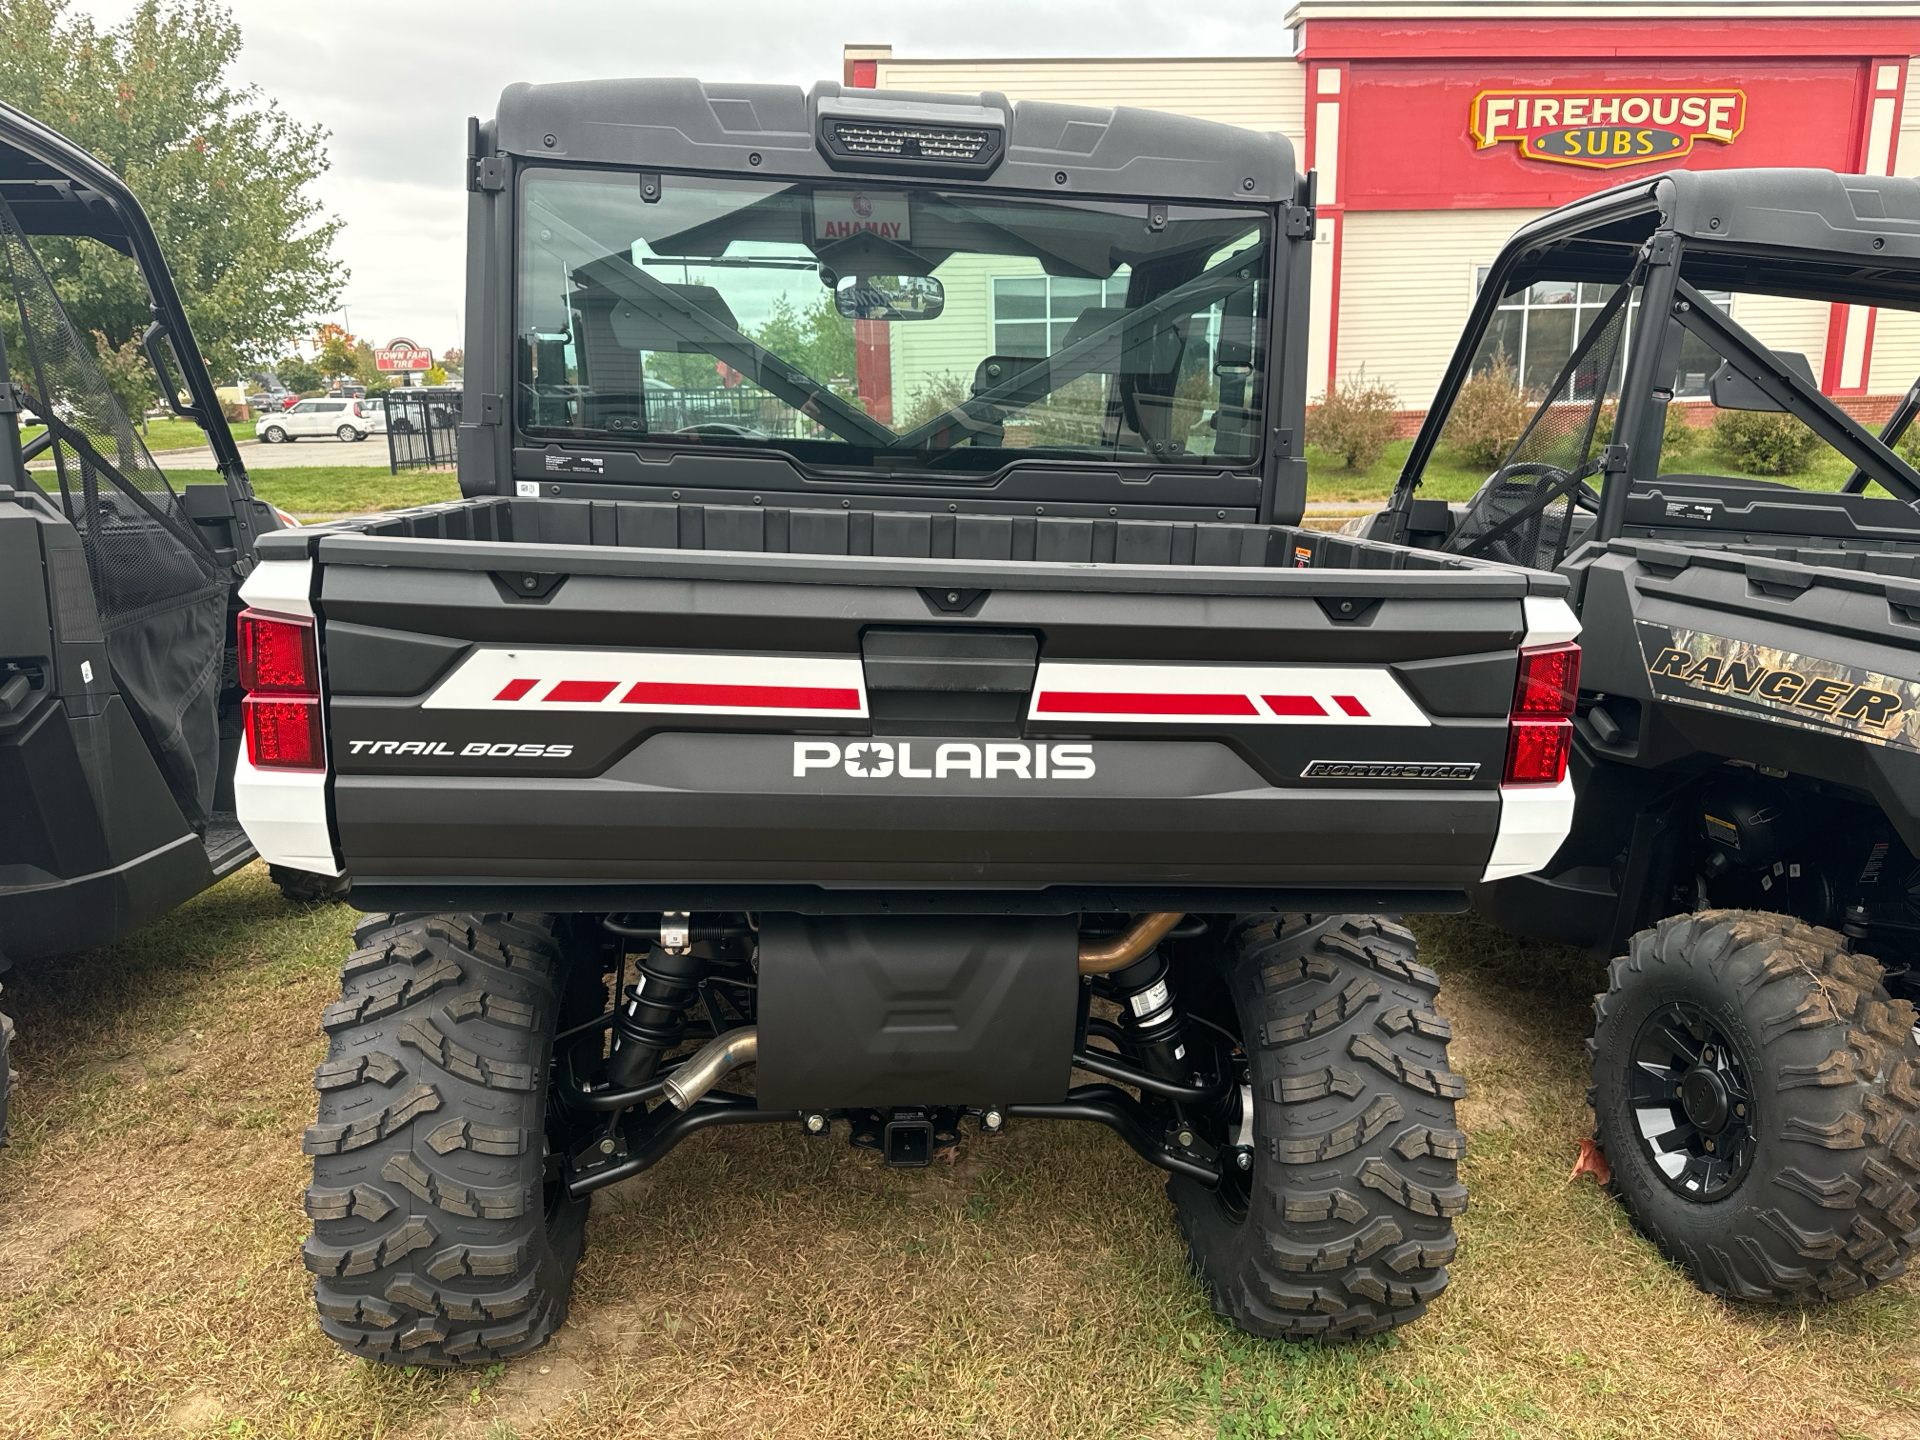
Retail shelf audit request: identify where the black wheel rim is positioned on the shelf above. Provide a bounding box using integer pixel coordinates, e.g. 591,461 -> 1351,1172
1627,1001 -> 1757,1202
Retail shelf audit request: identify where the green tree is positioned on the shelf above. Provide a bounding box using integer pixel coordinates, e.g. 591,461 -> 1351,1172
273,354 -> 319,394
349,340 -> 394,391
315,324 -> 355,386
801,292 -> 856,381
752,291 -> 856,382
91,329 -> 157,432
0,0 -> 344,374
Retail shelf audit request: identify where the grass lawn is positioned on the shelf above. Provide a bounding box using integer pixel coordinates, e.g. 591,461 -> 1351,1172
3,867 -> 1918,1439
1306,433 -> 1886,507
21,417 -> 248,454
157,466 -> 462,517
138,430 -> 1893,520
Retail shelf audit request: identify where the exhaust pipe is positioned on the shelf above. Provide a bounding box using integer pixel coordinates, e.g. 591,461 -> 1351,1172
1078,912 -> 1183,975
662,1026 -> 758,1110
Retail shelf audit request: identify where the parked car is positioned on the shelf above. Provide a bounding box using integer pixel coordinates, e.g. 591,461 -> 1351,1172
245,390 -> 291,414
356,394 -> 389,433
256,397 -> 373,443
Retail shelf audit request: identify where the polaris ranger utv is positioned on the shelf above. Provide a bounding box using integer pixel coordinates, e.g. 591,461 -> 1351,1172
244,78 -> 1580,1364
1371,168 -> 1920,1307
0,102 -> 333,1145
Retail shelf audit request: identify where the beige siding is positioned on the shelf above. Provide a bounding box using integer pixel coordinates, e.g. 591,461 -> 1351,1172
874,59 -> 1305,153
1730,294 -> 1831,376
1871,308 -> 1920,394
1898,58 -> 1920,176
1869,61 -> 1920,394
1332,209 -> 1546,407
888,252 -> 1037,419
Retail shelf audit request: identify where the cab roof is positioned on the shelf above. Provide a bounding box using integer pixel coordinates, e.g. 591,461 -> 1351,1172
1494,168 -> 1920,310
488,78 -> 1297,206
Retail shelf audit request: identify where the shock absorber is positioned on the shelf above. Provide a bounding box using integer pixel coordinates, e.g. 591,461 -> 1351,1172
1105,949 -> 1193,1086
606,943 -> 706,1088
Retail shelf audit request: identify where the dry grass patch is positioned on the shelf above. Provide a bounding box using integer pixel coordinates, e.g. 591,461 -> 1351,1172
3,878 -> 1920,1438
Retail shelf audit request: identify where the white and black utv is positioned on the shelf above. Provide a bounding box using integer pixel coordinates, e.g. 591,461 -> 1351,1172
245,76 -> 1586,1365
1372,168 -> 1920,1306
0,101 -> 338,1144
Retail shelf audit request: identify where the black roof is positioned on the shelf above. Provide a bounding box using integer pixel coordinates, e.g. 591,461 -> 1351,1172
490,78 -> 1297,205
1495,168 -> 1920,309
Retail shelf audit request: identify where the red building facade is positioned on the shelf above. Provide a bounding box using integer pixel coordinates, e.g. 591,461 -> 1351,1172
1299,5 -> 1918,406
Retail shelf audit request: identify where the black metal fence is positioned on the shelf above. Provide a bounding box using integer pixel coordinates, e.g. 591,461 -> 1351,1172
382,387 -> 463,473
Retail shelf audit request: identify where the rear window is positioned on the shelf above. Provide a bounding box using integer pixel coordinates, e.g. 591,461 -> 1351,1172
517,168 -> 1271,478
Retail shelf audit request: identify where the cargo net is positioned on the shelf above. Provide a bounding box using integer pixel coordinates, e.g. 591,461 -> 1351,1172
1,194 -> 228,830
1445,284 -> 1632,570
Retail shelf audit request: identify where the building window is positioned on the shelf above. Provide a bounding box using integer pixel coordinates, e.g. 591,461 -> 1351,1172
1472,268 -> 1730,398
992,273 -> 1132,356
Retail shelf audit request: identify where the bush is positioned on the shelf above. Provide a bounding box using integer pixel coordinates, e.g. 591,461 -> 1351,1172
1592,399 -> 1698,460
1894,418 -> 1920,467
1307,368 -> 1398,471
897,371 -> 970,431
1664,403 -> 1702,455
1441,355 -> 1532,468
1710,409 -> 1820,475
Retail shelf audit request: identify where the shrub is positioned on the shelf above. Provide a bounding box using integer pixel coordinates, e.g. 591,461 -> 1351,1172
1894,418 -> 1920,467
1710,409 -> 1821,475
1662,402 -> 1700,456
1441,355 -> 1532,468
1307,368 -> 1398,471
897,371 -> 971,431
1592,399 -> 1698,460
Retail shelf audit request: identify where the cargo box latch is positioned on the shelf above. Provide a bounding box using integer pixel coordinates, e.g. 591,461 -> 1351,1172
861,627 -> 1039,738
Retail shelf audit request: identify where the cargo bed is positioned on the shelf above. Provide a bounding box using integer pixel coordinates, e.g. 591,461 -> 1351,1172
243,496 -> 1575,914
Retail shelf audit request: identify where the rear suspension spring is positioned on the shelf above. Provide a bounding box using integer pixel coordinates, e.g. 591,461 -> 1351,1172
1103,950 -> 1194,1088
606,947 -> 707,1088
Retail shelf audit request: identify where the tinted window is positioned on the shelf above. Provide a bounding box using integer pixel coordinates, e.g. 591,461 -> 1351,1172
517,169 -> 1271,476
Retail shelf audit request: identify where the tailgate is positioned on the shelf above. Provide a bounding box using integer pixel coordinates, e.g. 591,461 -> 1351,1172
243,499 -> 1575,911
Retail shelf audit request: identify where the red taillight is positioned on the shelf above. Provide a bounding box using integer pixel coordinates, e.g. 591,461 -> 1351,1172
239,608 -> 322,769
238,608 -> 317,693
1513,642 -> 1581,717
245,695 -> 323,769
1504,642 -> 1580,785
1505,719 -> 1573,785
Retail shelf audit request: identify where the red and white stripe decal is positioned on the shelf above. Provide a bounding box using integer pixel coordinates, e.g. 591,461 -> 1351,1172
422,649 -> 868,717
1027,662 -> 1428,726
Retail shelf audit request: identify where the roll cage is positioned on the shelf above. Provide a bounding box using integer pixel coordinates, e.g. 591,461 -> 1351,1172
1382,168 -> 1920,549
0,99 -> 251,492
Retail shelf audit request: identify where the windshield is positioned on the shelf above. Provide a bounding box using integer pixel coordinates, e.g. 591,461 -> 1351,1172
516,168 -> 1270,475
1458,274 -> 1918,497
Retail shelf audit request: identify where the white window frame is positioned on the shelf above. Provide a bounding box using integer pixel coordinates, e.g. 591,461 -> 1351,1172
990,272 -> 1132,357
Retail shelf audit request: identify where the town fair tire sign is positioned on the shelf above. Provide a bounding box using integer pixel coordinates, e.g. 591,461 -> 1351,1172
1473,89 -> 1745,168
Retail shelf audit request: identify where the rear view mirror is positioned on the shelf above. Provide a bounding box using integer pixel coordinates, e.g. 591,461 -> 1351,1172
834,274 -> 944,322
1708,351 -> 1817,411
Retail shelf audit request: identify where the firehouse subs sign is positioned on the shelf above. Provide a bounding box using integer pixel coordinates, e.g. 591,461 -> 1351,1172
1472,89 -> 1747,169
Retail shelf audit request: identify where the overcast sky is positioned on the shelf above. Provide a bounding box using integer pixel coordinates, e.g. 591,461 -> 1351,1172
80,1 -> 1306,361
